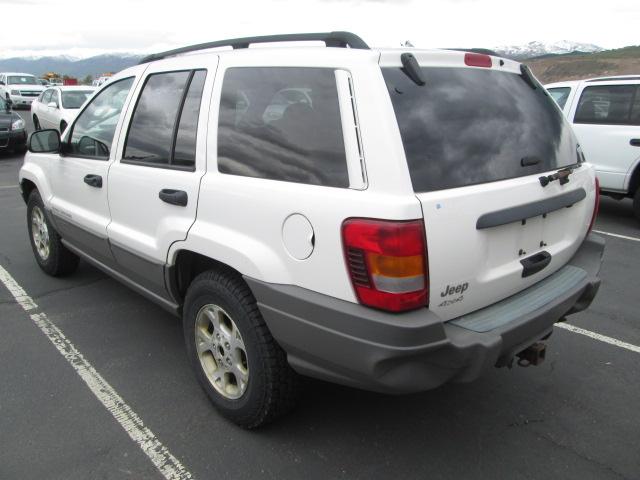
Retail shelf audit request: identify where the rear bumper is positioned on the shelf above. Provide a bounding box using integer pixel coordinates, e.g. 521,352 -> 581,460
246,233 -> 605,394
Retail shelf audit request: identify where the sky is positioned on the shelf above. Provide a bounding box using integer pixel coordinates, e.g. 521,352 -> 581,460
0,0 -> 638,58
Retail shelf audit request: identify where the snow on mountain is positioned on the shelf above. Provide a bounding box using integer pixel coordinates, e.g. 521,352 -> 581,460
494,41 -> 605,59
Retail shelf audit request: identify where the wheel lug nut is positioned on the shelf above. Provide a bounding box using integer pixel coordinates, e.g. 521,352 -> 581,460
224,342 -> 230,350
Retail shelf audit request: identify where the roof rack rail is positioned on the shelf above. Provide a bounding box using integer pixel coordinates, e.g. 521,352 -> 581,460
586,76 -> 640,82
139,31 -> 370,64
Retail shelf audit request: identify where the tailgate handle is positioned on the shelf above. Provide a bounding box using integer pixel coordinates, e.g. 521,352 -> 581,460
631,139 -> 640,147
520,251 -> 552,278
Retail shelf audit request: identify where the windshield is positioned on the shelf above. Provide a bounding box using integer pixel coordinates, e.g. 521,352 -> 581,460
8,75 -> 37,86
62,91 -> 94,109
382,67 -> 575,192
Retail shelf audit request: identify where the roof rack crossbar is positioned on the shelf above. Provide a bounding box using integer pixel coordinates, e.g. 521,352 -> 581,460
139,31 -> 369,64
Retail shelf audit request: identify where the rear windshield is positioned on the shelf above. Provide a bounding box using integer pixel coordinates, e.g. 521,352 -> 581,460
382,67 -> 575,192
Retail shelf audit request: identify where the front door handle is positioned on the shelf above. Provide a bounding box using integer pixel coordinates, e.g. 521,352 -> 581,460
83,174 -> 102,188
159,189 -> 188,207
630,139 -> 640,147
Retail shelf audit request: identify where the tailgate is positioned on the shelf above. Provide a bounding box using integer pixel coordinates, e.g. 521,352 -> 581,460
418,168 -> 595,320
380,53 -> 597,320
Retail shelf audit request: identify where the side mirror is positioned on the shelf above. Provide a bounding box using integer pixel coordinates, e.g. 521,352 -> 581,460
47,101 -> 58,109
29,129 -> 61,154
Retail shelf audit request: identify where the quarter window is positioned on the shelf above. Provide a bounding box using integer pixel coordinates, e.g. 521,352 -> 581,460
123,70 -> 206,169
574,85 -> 638,125
547,87 -> 571,110
67,77 -> 134,159
217,67 -> 349,188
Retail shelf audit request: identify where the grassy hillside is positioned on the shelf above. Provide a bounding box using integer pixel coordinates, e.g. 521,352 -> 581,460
526,45 -> 640,84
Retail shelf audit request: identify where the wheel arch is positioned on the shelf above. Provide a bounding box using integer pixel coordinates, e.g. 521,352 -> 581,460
168,250 -> 246,305
19,166 -> 52,206
627,157 -> 640,197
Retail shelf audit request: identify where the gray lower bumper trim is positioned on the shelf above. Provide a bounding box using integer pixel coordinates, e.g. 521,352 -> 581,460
450,265 -> 588,333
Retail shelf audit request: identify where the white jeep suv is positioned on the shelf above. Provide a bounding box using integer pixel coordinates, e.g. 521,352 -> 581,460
20,32 -> 604,428
546,76 -> 640,220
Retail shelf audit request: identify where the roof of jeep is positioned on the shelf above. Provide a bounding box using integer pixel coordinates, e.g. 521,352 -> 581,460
133,31 -> 521,74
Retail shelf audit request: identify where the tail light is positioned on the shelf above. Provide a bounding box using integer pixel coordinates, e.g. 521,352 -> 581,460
588,177 -> 600,233
342,218 -> 428,312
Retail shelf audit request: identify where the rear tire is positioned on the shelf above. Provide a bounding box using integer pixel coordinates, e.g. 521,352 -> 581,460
33,115 -> 41,131
183,269 -> 299,428
27,190 -> 79,276
634,187 -> 640,223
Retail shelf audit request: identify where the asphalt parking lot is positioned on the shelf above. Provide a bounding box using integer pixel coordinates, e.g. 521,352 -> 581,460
1,112 -> 639,480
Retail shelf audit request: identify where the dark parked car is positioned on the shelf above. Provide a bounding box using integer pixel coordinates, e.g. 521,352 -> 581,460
0,97 -> 27,154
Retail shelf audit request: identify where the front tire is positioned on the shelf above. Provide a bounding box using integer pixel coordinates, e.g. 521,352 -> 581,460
27,190 -> 79,276
33,115 -> 41,131
634,187 -> 640,223
60,121 -> 67,134
183,269 -> 299,428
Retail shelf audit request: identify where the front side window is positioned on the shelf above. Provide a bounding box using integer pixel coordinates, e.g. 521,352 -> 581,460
41,90 -> 53,104
123,70 -> 206,169
62,90 -> 94,109
67,77 -> 134,159
50,90 -> 59,107
218,67 -> 349,188
547,87 -> 571,109
574,85 -> 638,125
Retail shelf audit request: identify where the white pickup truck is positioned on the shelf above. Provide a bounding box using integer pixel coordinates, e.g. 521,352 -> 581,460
20,32 -> 604,428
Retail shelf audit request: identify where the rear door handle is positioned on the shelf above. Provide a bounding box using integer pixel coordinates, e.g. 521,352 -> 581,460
520,251 -> 552,278
630,139 -> 640,147
159,189 -> 188,207
83,174 -> 102,188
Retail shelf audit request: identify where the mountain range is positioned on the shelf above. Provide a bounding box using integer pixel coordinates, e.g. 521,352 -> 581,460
493,40 -> 604,60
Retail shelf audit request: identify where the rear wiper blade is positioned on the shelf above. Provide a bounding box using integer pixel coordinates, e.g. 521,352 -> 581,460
519,64 -> 538,90
539,164 -> 581,187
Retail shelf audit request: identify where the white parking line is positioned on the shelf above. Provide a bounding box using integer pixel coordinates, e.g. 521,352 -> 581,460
593,230 -> 640,243
0,264 -> 194,480
556,323 -> 640,354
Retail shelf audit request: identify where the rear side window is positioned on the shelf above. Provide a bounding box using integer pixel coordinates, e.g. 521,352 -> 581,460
547,87 -> 571,109
124,71 -> 190,166
217,67 -> 348,188
574,85 -> 639,125
382,67 -> 575,193
173,70 -> 207,167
